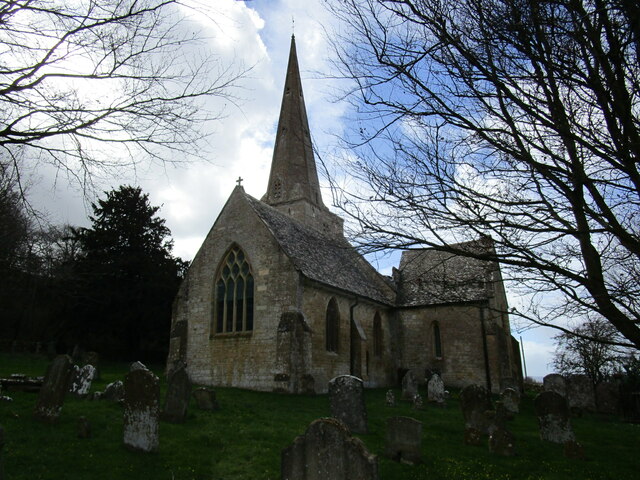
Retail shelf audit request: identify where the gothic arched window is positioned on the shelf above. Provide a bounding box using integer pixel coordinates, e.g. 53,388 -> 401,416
326,297 -> 340,352
214,246 -> 254,334
433,321 -> 443,358
373,311 -> 383,357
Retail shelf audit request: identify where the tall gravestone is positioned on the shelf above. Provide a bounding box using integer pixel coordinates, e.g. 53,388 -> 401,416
427,374 -> 446,406
401,370 -> 418,400
460,384 -> 493,435
384,416 -> 422,465
534,391 -> 576,443
33,354 -> 74,423
281,418 -> 378,480
123,368 -> 160,452
543,374 -> 567,397
162,364 -> 191,423
566,375 -> 596,412
329,375 -> 368,434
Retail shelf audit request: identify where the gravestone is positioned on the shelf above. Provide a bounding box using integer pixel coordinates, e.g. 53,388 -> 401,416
402,370 -> 418,400
534,391 -> 576,443
460,384 -> 493,434
566,375 -> 596,412
412,393 -> 424,410
81,351 -> 100,380
281,418 -> 378,480
69,365 -> 96,398
385,390 -> 396,407
500,388 -> 520,416
33,355 -> 74,423
543,374 -> 567,397
129,361 -> 147,372
384,416 -> 422,465
427,373 -> 446,406
488,428 -> 516,456
563,440 -> 585,460
0,424 -> 4,480
161,364 -> 191,423
595,382 -> 619,414
193,387 -> 220,411
123,369 -> 160,452
329,375 -> 368,434
77,416 -> 91,439
102,380 -> 124,402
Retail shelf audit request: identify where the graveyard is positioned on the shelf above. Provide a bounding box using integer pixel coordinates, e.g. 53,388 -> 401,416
0,353 -> 638,480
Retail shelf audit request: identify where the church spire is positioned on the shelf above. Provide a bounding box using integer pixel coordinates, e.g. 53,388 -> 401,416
264,35 -> 324,208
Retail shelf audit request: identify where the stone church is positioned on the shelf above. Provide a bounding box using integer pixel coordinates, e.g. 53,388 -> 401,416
167,36 -> 523,394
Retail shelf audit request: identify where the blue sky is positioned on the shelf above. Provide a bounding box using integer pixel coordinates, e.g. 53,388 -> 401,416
24,0 -> 556,377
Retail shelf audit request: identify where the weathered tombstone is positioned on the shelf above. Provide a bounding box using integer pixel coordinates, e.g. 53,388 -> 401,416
500,388 -> 520,416
129,361 -> 147,372
81,351 -> 100,380
566,375 -> 596,413
329,375 -> 368,434
402,370 -> 419,400
427,373 -> 446,406
488,428 -> 516,457
460,384 -> 493,434
69,365 -> 96,398
385,390 -> 396,407
281,418 -> 378,480
193,387 -> 220,411
543,374 -> 567,397
161,364 -> 191,423
534,391 -> 576,443
384,416 -> 422,465
77,416 -> 91,439
595,382 -> 619,414
33,354 -> 74,423
412,393 -> 424,410
102,380 -> 124,402
123,369 -> 160,452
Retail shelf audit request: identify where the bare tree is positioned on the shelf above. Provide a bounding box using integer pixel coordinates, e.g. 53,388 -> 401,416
324,0 -> 640,348
553,317 -> 626,385
0,0 -> 245,191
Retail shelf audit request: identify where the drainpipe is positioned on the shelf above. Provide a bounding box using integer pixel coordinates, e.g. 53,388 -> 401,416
479,305 -> 492,394
350,296 -> 359,377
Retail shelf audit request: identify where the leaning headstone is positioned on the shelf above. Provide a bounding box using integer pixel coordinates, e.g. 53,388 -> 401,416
329,375 -> 368,434
77,416 -> 91,439
488,428 -> 516,456
193,387 -> 220,411
412,393 -> 424,410
534,391 -> 576,443
402,370 -> 418,401
129,361 -> 147,372
543,374 -> 567,397
500,388 -> 520,416
161,364 -> 191,423
281,418 -> 378,480
566,375 -> 596,412
123,369 -> 160,452
427,374 -> 446,406
33,354 -> 74,423
595,382 -> 619,414
460,384 -> 493,434
384,416 -> 422,465
385,390 -> 396,407
102,380 -> 124,402
69,365 -> 96,398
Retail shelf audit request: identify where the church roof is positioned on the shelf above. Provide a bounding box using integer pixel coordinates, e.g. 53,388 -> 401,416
396,238 -> 499,307
244,192 -> 395,305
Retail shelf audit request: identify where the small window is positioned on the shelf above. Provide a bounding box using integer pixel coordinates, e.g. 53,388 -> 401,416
433,322 -> 443,358
373,312 -> 383,357
213,246 -> 254,334
326,297 -> 340,352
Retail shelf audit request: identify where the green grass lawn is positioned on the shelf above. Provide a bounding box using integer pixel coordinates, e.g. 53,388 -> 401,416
1,353 -> 639,479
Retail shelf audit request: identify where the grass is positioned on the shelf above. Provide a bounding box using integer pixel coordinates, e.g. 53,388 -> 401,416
1,353 -> 639,479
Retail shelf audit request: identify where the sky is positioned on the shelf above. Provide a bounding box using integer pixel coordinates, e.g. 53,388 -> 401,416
23,0 -> 556,378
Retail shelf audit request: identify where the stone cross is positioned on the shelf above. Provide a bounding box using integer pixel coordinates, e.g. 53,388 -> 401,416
281,418 -> 378,480
236,176 -> 243,187
329,375 -> 368,434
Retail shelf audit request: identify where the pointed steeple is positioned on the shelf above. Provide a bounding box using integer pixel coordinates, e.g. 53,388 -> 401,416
264,35 -> 324,208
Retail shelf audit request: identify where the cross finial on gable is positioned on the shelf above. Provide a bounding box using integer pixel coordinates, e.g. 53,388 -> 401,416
236,176 -> 243,187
